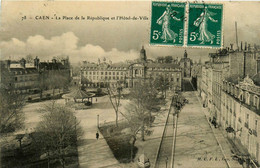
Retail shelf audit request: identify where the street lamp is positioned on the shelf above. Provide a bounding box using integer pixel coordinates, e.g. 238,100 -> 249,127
97,114 -> 99,128
166,156 -> 168,168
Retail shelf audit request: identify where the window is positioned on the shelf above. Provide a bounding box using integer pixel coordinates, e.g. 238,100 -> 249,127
105,72 -> 107,75
89,72 -> 92,75
254,96 -> 259,109
117,72 -> 119,75
177,78 -> 179,82
255,120 -> 258,130
15,77 -> 18,81
109,72 -> 111,75
246,92 -> 250,104
101,72 -> 104,75
93,72 -> 96,75
113,72 -> 115,75
121,72 -> 123,75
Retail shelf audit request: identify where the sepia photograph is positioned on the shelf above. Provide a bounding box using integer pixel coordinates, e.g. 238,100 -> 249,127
0,1 -> 260,168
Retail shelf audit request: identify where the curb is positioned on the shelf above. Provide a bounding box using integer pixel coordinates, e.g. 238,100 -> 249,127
152,98 -> 173,168
189,81 -> 231,168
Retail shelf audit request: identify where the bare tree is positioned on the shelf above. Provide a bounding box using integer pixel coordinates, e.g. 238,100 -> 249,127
122,102 -> 143,161
0,87 -> 25,133
127,79 -> 162,141
25,54 -> 34,63
45,72 -> 70,96
106,83 -> 122,127
34,102 -> 82,168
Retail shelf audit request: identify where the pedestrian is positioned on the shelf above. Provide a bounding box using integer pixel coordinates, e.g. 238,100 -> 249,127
96,131 -> 99,140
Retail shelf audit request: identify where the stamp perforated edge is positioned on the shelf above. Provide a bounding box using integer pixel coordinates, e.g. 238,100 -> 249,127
186,2 -> 224,49
148,0 -> 225,49
149,1 -> 187,48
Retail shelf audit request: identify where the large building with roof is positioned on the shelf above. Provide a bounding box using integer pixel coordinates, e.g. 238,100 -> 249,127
196,43 -> 260,166
0,57 -> 71,94
80,46 -> 182,91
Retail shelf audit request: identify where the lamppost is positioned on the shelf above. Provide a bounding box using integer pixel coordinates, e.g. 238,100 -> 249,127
166,156 -> 168,168
97,114 -> 99,128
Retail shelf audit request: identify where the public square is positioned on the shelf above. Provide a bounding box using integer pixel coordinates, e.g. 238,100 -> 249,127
18,90 -> 244,168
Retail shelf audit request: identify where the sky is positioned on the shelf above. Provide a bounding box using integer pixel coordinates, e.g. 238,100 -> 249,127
0,1 -> 260,64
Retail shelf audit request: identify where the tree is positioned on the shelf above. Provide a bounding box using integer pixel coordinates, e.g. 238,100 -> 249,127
25,54 -> 34,63
45,72 -> 70,96
123,102 -> 144,161
33,102 -> 82,168
127,79 -> 162,141
107,84 -> 122,127
165,56 -> 173,63
0,87 -> 25,133
154,75 -> 169,99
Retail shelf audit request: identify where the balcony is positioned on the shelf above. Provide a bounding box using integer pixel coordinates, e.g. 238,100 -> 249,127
244,122 -> 249,129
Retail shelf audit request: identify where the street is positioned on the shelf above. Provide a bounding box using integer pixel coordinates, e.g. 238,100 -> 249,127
173,91 -> 242,168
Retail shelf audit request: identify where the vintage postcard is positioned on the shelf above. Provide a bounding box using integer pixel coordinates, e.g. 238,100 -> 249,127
0,1 -> 260,168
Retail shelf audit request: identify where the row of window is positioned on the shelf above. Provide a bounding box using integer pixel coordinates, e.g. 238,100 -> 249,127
223,81 -> 260,110
223,94 -> 258,133
87,76 -> 125,80
14,81 -> 37,88
84,71 -> 125,76
14,75 -> 38,82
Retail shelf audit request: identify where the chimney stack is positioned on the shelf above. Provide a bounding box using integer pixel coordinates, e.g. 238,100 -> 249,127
6,60 -> 11,69
241,41 -> 243,51
245,42 -> 247,51
34,56 -> 40,69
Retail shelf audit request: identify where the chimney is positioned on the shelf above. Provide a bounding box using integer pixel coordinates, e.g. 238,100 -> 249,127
230,43 -> 233,50
248,44 -> 251,51
6,60 -> 11,69
34,56 -> 40,69
52,58 -> 57,63
245,42 -> 247,51
241,41 -> 243,51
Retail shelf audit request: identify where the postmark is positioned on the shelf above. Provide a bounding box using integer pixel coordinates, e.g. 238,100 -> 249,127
187,3 -> 223,48
150,2 -> 186,46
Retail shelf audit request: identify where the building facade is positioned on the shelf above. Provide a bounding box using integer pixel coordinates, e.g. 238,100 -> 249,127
0,57 -> 71,94
196,43 -> 260,166
81,47 -> 182,91
222,77 -> 260,164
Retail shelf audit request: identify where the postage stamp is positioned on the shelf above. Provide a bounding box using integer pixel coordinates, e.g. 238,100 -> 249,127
187,3 -> 223,48
150,2 -> 186,46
